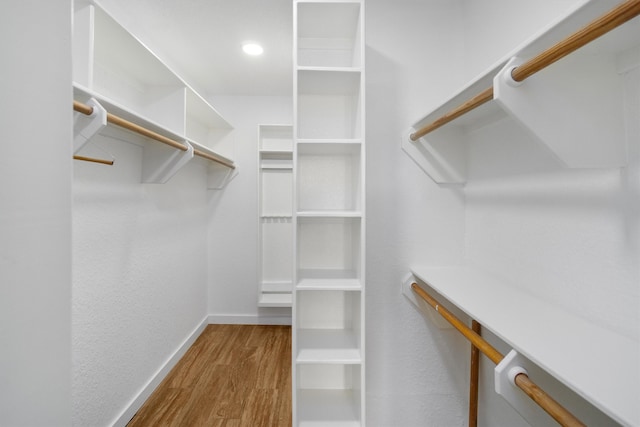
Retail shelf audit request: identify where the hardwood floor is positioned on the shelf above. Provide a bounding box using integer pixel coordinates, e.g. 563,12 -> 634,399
127,324 -> 292,427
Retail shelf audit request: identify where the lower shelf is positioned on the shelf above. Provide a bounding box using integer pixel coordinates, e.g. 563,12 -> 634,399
258,292 -> 292,307
407,265 -> 639,427
297,269 -> 361,290
297,389 -> 361,427
296,329 -> 361,363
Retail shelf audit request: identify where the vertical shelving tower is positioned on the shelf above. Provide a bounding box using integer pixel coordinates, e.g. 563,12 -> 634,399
293,1 -> 365,426
258,125 -> 294,307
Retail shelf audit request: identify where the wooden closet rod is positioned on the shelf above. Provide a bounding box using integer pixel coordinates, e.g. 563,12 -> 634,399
410,0 -> 640,141
73,155 -> 114,165
410,283 -> 586,427
73,100 -> 236,169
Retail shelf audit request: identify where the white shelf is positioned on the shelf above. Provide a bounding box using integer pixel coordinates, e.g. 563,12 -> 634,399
403,0 -> 639,184
297,217 -> 361,278
261,281 -> 294,293
297,330 -> 361,363
297,70 -> 362,140
297,211 -> 362,218
258,293 -> 293,308
298,142 -> 362,212
297,270 -> 361,291
407,265 -> 639,427
298,66 -> 362,73
297,390 -> 361,427
259,124 -> 293,151
261,150 -> 294,156
72,1 -> 235,187
74,84 -> 183,144
297,1 -> 362,68
297,290 -> 361,331
298,138 -> 362,145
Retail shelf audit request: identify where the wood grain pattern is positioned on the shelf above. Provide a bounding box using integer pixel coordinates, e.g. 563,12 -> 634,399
468,320 -> 481,427
511,0 -> 640,82
411,282 -> 586,427
127,324 -> 292,427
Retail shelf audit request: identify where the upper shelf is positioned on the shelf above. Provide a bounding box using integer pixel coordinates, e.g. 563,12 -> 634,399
403,0 -> 640,184
296,1 -> 362,68
405,265 -> 639,427
72,0 -> 235,187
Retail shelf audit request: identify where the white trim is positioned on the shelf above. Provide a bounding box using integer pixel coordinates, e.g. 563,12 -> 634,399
208,314 -> 292,325
111,316 -> 208,427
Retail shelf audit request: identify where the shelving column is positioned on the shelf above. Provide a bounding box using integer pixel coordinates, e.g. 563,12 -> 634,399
258,125 -> 294,307
293,1 -> 365,426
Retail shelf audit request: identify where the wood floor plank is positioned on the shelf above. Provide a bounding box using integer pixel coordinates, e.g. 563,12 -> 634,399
239,389 -> 280,427
127,324 -> 291,427
127,388 -> 192,427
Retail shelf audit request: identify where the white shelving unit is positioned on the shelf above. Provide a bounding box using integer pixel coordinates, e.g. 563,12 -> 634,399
399,2 -> 640,426
293,1 -> 365,425
403,0 -> 640,184
72,0 -> 235,187
259,125 -> 294,308
403,266 -> 639,427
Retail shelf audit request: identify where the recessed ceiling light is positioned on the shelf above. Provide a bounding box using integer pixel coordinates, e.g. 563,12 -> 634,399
242,42 -> 264,56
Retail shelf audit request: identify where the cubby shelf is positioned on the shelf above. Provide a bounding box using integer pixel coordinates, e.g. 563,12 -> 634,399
258,293 -> 293,308
403,0 -> 640,184
297,1 -> 362,69
297,273 -> 361,291
297,211 -> 362,217
296,329 -> 361,364
297,390 -> 361,427
72,0 -> 235,187
404,265 -> 639,427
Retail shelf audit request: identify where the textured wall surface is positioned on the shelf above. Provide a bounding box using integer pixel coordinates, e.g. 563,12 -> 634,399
367,0 -> 637,426
206,95 -> 293,324
0,1 -> 73,425
72,136 -> 210,426
365,0 -> 469,425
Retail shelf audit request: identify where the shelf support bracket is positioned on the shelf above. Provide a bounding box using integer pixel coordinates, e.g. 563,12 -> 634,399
495,350 -> 556,427
206,162 -> 238,189
73,98 -> 107,154
401,275 -> 452,329
494,56 -> 627,168
142,139 -> 194,184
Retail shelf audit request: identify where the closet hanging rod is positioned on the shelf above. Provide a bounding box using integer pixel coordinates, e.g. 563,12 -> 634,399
410,0 -> 640,141
73,155 -> 114,165
410,282 -> 586,427
73,100 -> 236,169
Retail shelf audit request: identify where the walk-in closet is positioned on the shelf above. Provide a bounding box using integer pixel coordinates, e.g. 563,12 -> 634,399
2,0 -> 638,426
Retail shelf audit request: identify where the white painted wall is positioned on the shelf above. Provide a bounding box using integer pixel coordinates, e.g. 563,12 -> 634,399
72,136 -> 210,426
207,95 -> 293,324
71,4 -> 213,425
369,0 -> 638,426
365,1 -> 470,425
0,1 -> 72,425
461,0 -> 582,80
460,2 -> 640,426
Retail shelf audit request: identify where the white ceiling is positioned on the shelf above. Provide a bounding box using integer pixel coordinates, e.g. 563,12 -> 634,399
100,0 -> 293,97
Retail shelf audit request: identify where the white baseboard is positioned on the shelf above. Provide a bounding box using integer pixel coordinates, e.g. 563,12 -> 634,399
111,316 -> 208,427
208,314 -> 292,325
